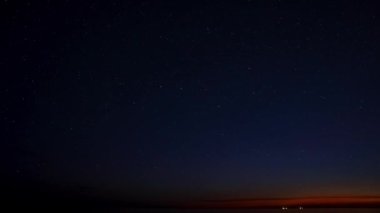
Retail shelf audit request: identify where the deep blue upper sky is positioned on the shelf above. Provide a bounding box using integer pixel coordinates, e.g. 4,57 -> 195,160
2,0 -> 380,202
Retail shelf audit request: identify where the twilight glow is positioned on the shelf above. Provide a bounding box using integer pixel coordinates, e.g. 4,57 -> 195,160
3,0 -> 380,211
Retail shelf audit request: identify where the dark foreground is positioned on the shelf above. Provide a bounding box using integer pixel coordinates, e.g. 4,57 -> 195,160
124,209 -> 380,213
2,180 -> 380,212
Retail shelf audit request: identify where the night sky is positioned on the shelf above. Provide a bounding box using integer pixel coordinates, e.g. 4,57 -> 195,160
2,0 -> 380,207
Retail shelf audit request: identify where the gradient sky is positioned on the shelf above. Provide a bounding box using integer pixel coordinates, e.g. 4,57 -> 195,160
2,0 -> 380,204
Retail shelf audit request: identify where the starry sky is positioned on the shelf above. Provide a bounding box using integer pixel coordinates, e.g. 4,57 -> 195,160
2,0 -> 380,206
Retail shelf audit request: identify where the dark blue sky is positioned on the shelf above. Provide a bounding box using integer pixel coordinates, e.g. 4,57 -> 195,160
2,0 -> 380,203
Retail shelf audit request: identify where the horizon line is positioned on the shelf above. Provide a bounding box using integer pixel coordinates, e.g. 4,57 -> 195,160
177,196 -> 380,209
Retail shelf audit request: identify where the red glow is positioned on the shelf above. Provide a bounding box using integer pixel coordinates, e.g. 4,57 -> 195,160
186,196 -> 380,208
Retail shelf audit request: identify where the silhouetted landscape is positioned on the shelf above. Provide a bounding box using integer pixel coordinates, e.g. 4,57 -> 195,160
3,178 -> 380,212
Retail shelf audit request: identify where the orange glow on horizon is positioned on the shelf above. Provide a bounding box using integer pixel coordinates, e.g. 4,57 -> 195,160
185,196 -> 380,208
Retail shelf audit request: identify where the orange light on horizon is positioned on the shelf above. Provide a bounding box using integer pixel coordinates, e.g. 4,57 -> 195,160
185,196 -> 380,209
